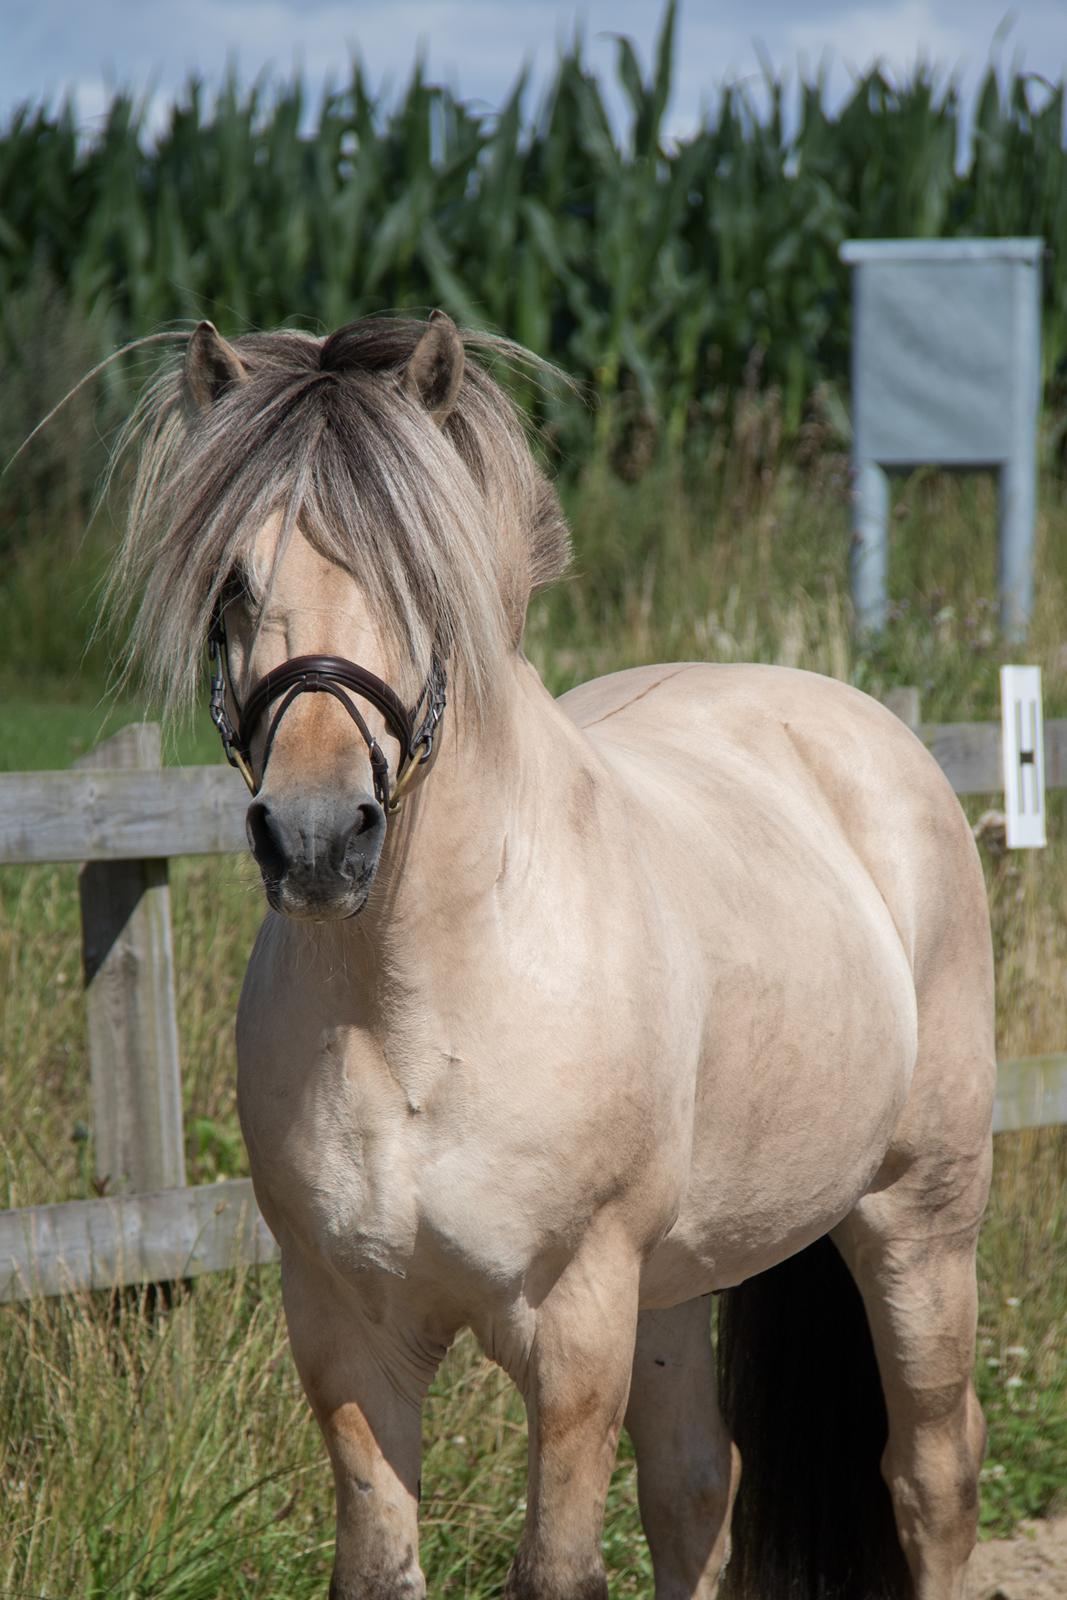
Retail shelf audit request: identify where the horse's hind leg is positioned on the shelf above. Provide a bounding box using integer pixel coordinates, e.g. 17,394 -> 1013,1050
834,1070 -> 993,1600
625,1297 -> 740,1599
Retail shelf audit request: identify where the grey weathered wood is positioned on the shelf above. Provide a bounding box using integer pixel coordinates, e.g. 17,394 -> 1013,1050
2,1048 -> 1063,1302
993,1054 -> 1067,1135
0,1178 -> 278,1302
1038,720 -> 1067,789
0,761 -> 248,864
1,716 -> 1067,871
884,685 -> 922,734
923,713 -> 1067,795
923,720 -> 1003,794
77,726 -> 186,1194
922,717 -> 1067,794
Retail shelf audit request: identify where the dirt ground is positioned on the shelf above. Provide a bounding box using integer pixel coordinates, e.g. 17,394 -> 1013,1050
967,1517 -> 1067,1599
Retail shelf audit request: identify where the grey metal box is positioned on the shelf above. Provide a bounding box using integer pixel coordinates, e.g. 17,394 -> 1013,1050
840,239 -> 1043,637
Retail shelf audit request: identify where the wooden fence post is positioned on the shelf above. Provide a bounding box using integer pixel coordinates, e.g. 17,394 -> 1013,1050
77,724 -> 186,1194
884,685 -> 922,735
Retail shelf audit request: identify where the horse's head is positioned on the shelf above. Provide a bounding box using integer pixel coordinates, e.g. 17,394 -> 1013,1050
193,315 -> 465,920
212,513 -> 408,919
114,313 -> 571,921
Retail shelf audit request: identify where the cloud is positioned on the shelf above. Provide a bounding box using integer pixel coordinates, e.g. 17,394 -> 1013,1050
1,0 -> 1062,137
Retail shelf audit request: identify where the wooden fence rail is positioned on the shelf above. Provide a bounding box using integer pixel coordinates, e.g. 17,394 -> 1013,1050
9,714 -> 1067,868
2,701 -> 1067,1303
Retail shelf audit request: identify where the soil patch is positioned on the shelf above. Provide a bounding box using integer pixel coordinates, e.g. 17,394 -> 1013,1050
967,1517 -> 1067,1599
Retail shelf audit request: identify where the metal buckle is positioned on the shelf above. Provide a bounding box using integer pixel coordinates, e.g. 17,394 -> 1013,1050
388,667 -> 446,812
208,637 -> 256,794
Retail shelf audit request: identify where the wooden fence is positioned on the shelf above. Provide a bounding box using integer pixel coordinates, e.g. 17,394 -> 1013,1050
1,724 -> 276,1304
2,699 -> 1067,1304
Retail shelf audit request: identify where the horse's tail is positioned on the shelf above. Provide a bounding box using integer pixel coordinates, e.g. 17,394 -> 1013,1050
715,1233 -> 912,1600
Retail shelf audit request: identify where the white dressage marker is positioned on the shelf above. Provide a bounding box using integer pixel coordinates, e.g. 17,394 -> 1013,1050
1001,664 -> 1046,849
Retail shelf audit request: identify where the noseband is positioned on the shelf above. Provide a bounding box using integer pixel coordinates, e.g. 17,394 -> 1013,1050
208,613 -> 447,811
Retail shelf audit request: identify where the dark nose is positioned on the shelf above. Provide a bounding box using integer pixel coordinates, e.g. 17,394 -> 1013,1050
246,791 -> 387,910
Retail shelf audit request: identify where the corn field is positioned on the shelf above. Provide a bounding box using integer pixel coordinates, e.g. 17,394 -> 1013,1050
1,2 -> 1065,461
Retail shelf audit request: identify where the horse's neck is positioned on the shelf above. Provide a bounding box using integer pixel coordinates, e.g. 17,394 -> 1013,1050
354,650 -> 608,987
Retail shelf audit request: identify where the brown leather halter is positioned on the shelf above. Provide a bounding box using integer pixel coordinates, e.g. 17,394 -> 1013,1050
208,609 -> 447,811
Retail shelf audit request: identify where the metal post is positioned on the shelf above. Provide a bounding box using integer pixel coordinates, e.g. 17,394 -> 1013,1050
999,250 -> 1043,641
851,460 -> 890,634
999,456 -> 1037,643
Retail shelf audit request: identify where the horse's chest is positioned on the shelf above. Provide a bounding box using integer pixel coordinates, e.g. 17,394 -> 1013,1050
243,1089 -> 419,1278
255,1121 -> 563,1293
241,1040 -> 667,1294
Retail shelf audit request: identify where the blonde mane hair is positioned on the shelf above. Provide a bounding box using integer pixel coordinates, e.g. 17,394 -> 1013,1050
106,318 -> 571,718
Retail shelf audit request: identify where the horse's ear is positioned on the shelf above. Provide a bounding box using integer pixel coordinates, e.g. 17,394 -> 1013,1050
402,310 -> 464,426
183,321 -> 249,414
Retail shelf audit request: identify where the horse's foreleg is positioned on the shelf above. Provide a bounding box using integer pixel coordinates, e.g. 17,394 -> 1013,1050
499,1239 -> 641,1600
625,1297 -> 740,1599
280,1252 -> 443,1600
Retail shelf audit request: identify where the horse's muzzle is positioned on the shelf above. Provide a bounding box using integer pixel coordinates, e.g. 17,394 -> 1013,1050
245,789 -> 386,919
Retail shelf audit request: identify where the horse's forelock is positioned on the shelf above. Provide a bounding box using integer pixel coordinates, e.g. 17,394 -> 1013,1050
107,319 -> 572,724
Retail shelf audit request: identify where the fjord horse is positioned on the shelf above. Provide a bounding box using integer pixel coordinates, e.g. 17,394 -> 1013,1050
113,313 -> 993,1599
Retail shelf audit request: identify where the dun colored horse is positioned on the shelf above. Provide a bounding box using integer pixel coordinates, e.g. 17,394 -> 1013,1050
111,313 -> 994,1599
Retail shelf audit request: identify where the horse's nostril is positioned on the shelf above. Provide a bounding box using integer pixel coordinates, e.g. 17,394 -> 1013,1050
246,794 -> 385,897
342,800 -> 386,874
352,801 -> 384,839
246,801 -> 288,879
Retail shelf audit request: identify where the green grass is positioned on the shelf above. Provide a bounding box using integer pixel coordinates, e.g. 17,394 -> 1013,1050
0,691 -> 222,773
0,1270 -> 654,1600
976,1128 -> 1067,1533
2,453 -> 1067,1592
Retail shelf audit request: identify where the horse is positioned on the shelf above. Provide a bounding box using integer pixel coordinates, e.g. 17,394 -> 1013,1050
109,311 -> 994,1600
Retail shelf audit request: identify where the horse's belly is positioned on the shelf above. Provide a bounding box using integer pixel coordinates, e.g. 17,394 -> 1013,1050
640,916 -> 918,1306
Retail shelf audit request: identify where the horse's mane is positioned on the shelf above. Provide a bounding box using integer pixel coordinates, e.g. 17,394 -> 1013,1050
105,318 -> 571,720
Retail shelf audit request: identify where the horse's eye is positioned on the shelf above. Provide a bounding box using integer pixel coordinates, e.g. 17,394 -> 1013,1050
223,565 -> 261,612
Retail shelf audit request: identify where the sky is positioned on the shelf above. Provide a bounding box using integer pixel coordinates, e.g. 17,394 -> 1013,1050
2,0 -> 1065,143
